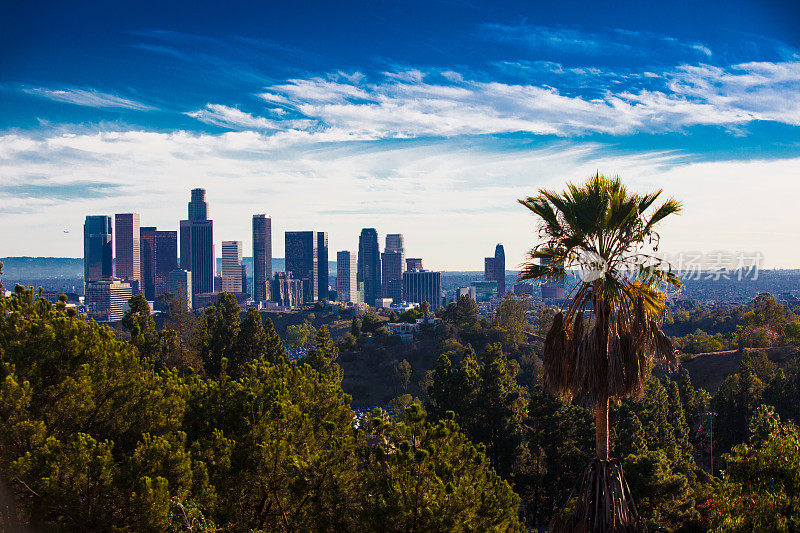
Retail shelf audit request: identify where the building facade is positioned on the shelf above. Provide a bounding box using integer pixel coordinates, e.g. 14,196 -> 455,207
285,231 -> 318,303
252,214 -> 272,302
317,231 -> 328,302
470,280 -> 498,303
381,233 -> 405,302
167,269 -> 192,310
140,227 -> 178,300
402,270 -> 441,307
114,213 -> 140,292
271,272 -> 304,308
406,257 -> 423,271
221,240 -> 243,293
484,243 -> 506,296
358,228 -> 381,306
180,188 -> 214,298
85,279 -> 132,322
336,250 -> 358,303
83,215 -> 113,288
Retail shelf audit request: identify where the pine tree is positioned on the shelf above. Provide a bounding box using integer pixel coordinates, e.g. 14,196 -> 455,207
305,326 -> 342,383
263,317 -> 286,364
122,294 -> 159,358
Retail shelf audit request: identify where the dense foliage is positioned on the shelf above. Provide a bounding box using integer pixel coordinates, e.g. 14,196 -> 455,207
0,286 -> 520,531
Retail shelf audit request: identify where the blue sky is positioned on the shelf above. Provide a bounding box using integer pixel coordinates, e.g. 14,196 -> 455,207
2,0 -> 800,269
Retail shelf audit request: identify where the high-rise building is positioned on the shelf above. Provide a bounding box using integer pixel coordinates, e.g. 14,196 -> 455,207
358,228 -> 381,306
140,227 -> 178,300
402,270 -> 441,308
381,233 -> 405,302
317,232 -> 329,302
271,272 -> 304,308
385,233 -> 404,253
241,264 -> 248,296
167,269 -> 192,310
114,213 -> 140,292
180,188 -> 214,298
484,244 -> 506,296
85,279 -> 132,322
221,241 -> 243,293
336,251 -> 358,303
83,215 -> 112,288
252,214 -> 272,302
285,231 -> 318,303
406,258 -> 423,271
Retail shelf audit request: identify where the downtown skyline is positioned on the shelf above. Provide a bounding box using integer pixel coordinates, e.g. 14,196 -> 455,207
2,1 -> 800,269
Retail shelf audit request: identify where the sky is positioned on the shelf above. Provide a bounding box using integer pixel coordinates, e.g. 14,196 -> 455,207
2,0 -> 800,270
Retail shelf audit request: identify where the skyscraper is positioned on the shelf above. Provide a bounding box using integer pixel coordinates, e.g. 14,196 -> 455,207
484,244 -> 506,296
402,270 -> 441,308
336,251 -> 357,303
114,213 -> 140,292
285,231 -> 318,303
385,233 -> 404,253
221,241 -> 243,293
140,228 -> 178,300
406,258 -> 423,271
358,228 -> 381,306
317,231 -> 329,301
252,214 -> 272,302
83,215 -> 112,288
180,188 -> 214,298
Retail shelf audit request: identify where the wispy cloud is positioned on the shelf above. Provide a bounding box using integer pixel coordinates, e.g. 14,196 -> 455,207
480,23 -> 714,60
195,58 -> 800,140
21,87 -> 155,111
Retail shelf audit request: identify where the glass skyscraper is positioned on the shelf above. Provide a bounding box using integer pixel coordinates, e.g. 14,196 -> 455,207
83,215 -> 112,288
285,231 -> 318,303
252,214 -> 272,302
317,231 -> 329,301
114,213 -> 140,292
179,188 -> 214,298
484,243 -> 506,296
358,228 -> 381,306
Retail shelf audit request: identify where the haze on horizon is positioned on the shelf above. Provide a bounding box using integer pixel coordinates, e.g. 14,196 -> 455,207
2,0 -> 800,270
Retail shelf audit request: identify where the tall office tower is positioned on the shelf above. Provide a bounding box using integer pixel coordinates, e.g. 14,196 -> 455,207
317,232 -> 329,301
180,188 -> 214,298
357,228 -> 381,306
402,270 -> 441,308
140,227 -> 178,300
221,241 -> 243,293
83,215 -> 113,287
385,233 -> 404,254
285,231 -> 318,303
85,280 -> 132,322
241,264 -> 248,296
114,213 -> 141,291
252,214 -> 272,302
484,243 -> 506,296
336,251 -> 358,303
167,269 -> 192,310
406,258 -> 423,271
271,272 -> 304,308
381,233 -> 405,302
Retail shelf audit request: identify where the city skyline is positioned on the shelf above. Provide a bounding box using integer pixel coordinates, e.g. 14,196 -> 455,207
2,2 -> 800,269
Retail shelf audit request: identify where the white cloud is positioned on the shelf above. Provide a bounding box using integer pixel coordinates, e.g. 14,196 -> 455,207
21,87 -> 155,111
2,129 -> 800,269
174,58 -> 800,139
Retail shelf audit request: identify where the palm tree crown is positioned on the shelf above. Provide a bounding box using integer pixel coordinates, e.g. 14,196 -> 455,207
519,173 -> 682,459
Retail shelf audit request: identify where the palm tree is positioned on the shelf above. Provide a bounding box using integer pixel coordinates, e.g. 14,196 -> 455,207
519,173 -> 681,532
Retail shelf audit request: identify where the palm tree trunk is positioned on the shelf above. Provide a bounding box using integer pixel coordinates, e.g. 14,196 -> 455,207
596,395 -> 609,460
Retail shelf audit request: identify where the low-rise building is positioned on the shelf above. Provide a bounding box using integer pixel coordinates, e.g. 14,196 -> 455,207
85,279 -> 132,322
